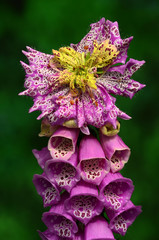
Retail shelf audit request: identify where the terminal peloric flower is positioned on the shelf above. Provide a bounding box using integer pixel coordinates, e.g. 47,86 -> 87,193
20,18 -> 145,133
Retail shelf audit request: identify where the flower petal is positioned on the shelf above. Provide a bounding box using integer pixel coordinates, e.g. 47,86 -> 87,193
107,200 -> 142,236
32,147 -> 52,169
48,127 -> 79,160
45,150 -> 81,192
74,232 -> 84,240
42,192 -> 78,238
103,101 -> 131,129
71,18 -> 107,54
71,18 -> 132,65
98,58 -> 145,99
84,216 -> 115,240
113,36 -> 133,64
100,133 -> 130,172
37,229 -> 59,240
33,174 -> 60,207
99,172 -> 134,211
78,135 -> 110,185
64,180 -> 104,225
81,86 -> 114,128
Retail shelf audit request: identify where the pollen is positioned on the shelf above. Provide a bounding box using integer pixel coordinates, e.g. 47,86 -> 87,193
50,40 -> 119,94
70,99 -> 74,105
84,45 -> 89,50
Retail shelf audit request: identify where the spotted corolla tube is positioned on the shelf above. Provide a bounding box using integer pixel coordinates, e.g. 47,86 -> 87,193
84,216 -> 115,240
64,180 -> 104,225
33,173 -> 60,207
42,193 -> 78,239
106,200 -> 142,235
48,126 -> 79,160
100,133 -> 130,172
45,150 -> 81,192
78,135 -> 110,185
99,172 -> 134,211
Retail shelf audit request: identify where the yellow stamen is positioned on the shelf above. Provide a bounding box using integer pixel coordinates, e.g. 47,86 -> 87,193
50,40 -> 119,94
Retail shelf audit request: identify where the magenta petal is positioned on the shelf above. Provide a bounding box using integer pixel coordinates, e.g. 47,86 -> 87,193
64,180 -> 104,225
99,58 -> 145,99
79,135 -> 110,185
32,147 -> 52,169
48,127 -> 79,160
99,172 -> 134,211
33,174 -> 60,207
100,133 -> 130,172
107,200 -> 142,236
37,229 -> 59,240
71,18 -> 107,54
45,150 -> 81,192
84,216 -> 115,240
42,193 -> 78,238
74,232 -> 84,240
80,125 -> 90,135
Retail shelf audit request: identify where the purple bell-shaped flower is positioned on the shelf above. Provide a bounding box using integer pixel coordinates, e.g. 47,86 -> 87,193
64,180 -> 104,225
33,173 -> 60,207
48,127 -> 79,161
45,150 -> 81,192
78,135 -> 110,185
84,216 -> 115,240
99,172 -> 134,211
106,200 -> 142,235
100,133 -> 130,172
42,193 -> 78,238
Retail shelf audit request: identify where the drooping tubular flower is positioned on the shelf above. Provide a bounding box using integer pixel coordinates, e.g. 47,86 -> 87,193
19,18 -> 145,133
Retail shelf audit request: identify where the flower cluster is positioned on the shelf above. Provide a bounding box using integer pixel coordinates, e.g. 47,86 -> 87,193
32,125 -> 141,239
20,18 -> 145,239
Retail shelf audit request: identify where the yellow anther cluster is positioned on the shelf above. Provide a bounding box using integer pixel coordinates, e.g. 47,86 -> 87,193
50,40 -> 119,93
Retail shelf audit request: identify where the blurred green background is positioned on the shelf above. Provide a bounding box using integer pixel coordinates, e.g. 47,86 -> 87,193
0,0 -> 159,239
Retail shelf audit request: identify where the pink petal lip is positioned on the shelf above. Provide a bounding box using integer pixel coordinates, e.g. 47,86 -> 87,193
37,229 -> 59,240
32,147 -> 52,169
48,127 -> 79,161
